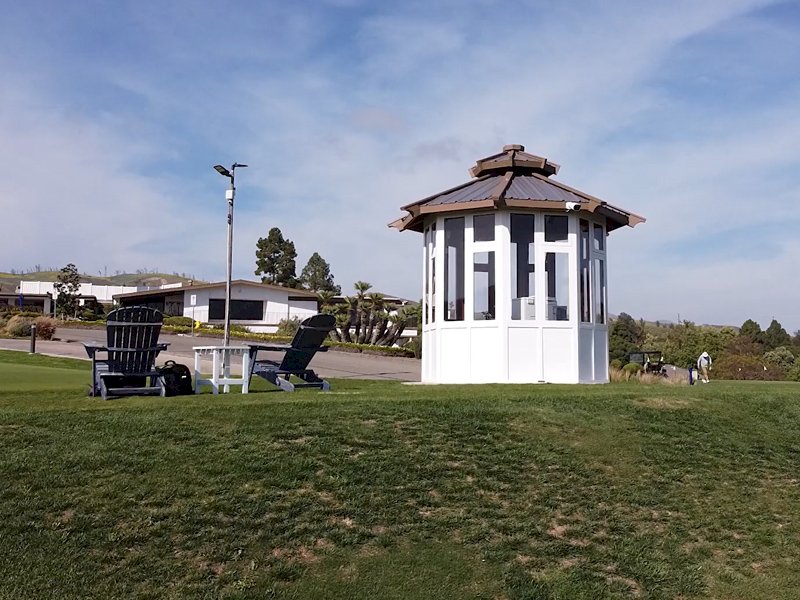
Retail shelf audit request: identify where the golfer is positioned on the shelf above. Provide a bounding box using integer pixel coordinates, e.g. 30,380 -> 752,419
697,351 -> 712,383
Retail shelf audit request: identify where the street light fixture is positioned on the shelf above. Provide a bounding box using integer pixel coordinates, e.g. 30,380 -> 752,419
213,162 -> 248,348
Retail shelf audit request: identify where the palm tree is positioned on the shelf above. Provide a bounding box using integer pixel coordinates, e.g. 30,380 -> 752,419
353,281 -> 372,343
317,289 -> 336,312
365,293 -> 386,343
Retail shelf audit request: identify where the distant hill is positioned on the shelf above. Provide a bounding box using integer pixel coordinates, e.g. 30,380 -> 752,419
0,271 -> 203,293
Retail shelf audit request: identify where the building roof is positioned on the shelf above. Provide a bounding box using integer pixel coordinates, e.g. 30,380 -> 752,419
390,144 -> 645,233
113,279 -> 319,301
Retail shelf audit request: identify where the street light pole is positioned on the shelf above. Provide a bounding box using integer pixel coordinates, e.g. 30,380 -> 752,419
213,163 -> 248,349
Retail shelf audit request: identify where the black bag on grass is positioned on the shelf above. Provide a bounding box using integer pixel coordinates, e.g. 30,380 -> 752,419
157,360 -> 193,396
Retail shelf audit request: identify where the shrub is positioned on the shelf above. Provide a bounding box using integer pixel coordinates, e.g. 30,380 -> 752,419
623,362 -> 643,375
34,316 -> 57,340
164,316 -> 193,327
610,358 -> 623,370
163,325 -> 191,334
5,315 -> 33,337
406,336 -> 422,359
276,317 -> 301,337
763,346 -> 795,370
712,353 -> 782,381
79,309 -> 98,321
787,363 -> 800,382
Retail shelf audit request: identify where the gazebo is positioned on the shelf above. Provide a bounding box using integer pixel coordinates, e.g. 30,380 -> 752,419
390,144 -> 644,384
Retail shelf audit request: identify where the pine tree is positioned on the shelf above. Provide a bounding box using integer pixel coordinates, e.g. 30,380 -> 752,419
54,263 -> 81,318
608,313 -> 644,362
299,252 -> 341,293
254,227 -> 297,287
763,319 -> 791,351
739,318 -> 763,342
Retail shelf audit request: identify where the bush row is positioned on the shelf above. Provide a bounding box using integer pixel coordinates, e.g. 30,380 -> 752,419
0,314 -> 57,340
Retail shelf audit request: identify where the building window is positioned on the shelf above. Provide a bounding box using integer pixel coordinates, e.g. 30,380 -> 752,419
209,299 -> 264,321
545,215 -> 568,242
511,214 -> 535,320
545,252 -> 569,321
593,258 -> 606,324
444,217 -> 464,321
473,251 -> 495,320
473,214 -> 495,242
580,219 -> 591,323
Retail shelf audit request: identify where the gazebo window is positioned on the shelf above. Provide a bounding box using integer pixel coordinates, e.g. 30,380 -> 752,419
444,217 -> 465,321
473,214 -> 495,242
593,257 -> 606,323
545,215 -> 568,242
473,251 -> 495,320
510,214 -> 536,320
593,223 -> 605,251
580,220 -> 591,323
545,252 -> 569,321
429,222 -> 436,323
423,226 -> 430,325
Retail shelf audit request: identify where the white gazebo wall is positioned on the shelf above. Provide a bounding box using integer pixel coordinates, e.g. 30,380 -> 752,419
421,211 -> 608,384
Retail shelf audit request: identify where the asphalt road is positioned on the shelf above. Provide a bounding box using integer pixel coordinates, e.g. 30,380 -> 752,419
0,328 -> 421,382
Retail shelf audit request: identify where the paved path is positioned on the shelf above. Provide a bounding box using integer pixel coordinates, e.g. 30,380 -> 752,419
0,328 -> 421,382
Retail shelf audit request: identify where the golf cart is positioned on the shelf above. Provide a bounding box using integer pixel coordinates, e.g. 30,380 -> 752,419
627,350 -> 667,376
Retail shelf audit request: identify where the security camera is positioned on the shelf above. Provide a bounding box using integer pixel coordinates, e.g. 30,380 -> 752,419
565,201 -> 581,212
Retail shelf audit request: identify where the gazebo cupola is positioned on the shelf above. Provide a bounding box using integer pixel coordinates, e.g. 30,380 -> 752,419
390,144 -> 644,384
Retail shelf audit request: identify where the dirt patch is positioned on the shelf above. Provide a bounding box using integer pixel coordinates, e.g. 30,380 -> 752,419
547,524 -> 569,538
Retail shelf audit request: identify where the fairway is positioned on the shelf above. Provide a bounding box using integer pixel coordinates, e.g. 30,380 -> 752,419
1,350 -> 799,599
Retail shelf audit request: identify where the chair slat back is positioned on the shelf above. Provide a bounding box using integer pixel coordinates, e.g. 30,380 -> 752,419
280,314 -> 335,372
105,306 -> 164,374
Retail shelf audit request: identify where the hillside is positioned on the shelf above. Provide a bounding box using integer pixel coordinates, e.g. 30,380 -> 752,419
0,272 -> 202,293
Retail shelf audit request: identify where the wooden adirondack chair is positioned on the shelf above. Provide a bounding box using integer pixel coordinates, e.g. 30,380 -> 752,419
246,313 -> 335,392
84,306 -> 169,399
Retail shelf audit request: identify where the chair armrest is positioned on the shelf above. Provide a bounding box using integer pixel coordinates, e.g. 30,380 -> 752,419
247,343 -> 292,352
83,342 -> 107,359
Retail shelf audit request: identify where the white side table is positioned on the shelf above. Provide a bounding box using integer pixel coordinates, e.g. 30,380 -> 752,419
193,346 -> 251,394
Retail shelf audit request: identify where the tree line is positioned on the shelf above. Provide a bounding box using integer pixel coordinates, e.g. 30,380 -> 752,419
610,313 -> 800,381
254,227 -> 340,293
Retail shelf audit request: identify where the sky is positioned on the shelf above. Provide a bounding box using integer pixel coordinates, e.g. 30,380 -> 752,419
0,0 -> 798,332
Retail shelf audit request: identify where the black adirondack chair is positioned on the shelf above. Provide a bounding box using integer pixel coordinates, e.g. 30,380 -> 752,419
247,313 -> 335,392
84,306 -> 169,399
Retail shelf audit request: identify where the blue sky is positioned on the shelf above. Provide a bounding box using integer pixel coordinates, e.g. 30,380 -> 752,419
1,0 -> 798,332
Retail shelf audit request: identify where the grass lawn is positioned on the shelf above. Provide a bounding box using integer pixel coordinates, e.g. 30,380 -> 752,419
1,349 -> 799,599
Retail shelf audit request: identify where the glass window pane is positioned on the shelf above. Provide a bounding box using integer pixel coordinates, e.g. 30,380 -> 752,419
510,214 -> 535,320
545,215 -> 568,242
580,219 -> 591,323
593,257 -> 606,324
545,252 -> 569,321
473,252 -> 495,320
209,299 -> 263,321
444,217 -> 464,321
593,223 -> 605,251
473,214 -> 495,242
431,223 -> 436,323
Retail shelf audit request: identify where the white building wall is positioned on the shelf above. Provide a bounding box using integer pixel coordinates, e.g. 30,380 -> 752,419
20,281 -> 147,303
180,283 -> 318,334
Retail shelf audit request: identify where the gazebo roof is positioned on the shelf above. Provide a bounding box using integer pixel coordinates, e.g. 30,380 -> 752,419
389,144 -> 645,233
